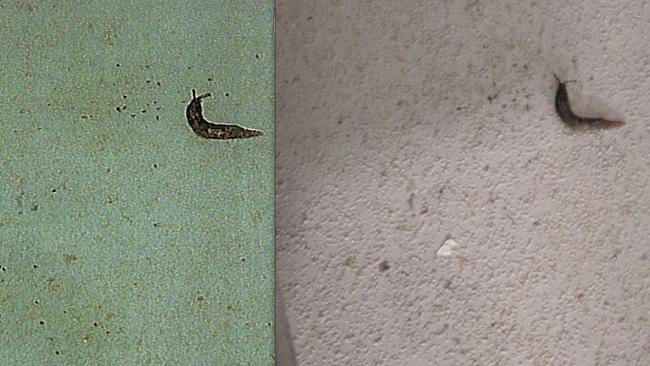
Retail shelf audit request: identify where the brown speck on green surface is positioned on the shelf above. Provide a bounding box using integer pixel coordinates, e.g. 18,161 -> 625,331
63,254 -> 77,264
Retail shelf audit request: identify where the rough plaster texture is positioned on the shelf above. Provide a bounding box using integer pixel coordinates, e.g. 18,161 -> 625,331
277,1 -> 650,365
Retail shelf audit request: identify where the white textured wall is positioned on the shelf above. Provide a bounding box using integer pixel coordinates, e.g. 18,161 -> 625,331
277,1 -> 650,365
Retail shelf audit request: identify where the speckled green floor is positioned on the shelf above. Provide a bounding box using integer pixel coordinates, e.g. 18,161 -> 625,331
0,1 -> 274,364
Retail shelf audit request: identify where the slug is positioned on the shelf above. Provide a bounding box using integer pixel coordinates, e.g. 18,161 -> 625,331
186,89 -> 263,139
553,74 -> 623,128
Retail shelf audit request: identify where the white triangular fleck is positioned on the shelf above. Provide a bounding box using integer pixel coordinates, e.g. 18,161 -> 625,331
437,238 -> 458,256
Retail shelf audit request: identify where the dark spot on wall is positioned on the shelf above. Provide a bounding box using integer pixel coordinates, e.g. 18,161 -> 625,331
39,320 -> 45,325
197,295 -> 204,302
378,260 -> 390,272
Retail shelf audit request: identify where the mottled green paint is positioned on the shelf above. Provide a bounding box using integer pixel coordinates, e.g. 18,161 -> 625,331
0,1 -> 274,364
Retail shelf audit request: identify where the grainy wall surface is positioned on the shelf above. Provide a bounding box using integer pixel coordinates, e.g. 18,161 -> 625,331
276,1 -> 650,365
0,1 -> 274,364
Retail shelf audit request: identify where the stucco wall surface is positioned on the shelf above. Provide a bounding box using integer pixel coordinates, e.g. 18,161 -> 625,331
277,1 -> 650,365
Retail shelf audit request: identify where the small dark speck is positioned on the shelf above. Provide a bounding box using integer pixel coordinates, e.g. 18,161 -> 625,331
156,115 -> 159,120
153,164 -> 158,169
337,119 -> 343,124
307,16 -> 313,20
379,260 -> 390,272
156,81 -> 161,87
533,220 -> 541,226
39,320 -> 45,325
34,300 -> 40,305
55,351 -> 60,355
105,331 -> 111,335
207,78 -> 213,81
153,223 -> 159,228
240,257 -> 246,262
122,95 -> 127,99
255,54 -> 261,59
141,109 -> 146,114
197,295 -> 204,302
115,106 -> 121,112
146,80 -> 151,84
92,321 -> 99,327
116,63 -> 120,67
224,92 -> 230,97
1,266 -> 6,272
130,113 -> 136,118
33,264 -> 39,269
51,188 -> 57,193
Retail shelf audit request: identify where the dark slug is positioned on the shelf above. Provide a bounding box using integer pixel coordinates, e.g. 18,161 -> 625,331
554,74 -> 623,128
186,89 -> 263,139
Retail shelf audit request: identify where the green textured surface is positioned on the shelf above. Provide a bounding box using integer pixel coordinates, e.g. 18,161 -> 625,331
0,1 -> 274,365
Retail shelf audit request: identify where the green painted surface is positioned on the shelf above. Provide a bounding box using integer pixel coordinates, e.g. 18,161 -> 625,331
0,1 -> 274,365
